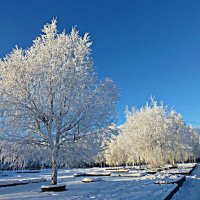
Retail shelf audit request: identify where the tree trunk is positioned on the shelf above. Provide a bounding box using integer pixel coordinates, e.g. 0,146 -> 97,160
51,148 -> 58,185
139,156 -> 141,169
171,157 -> 175,167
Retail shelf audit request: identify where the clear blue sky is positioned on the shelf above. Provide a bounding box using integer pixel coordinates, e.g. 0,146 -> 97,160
1,0 -> 200,125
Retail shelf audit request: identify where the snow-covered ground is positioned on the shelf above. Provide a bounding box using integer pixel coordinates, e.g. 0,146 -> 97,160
173,164 -> 200,200
0,164 -> 196,200
161,167 -> 193,175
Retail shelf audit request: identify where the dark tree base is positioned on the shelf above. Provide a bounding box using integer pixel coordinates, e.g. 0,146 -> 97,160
41,184 -> 66,192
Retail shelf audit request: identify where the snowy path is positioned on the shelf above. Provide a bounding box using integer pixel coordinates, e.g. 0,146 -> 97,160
173,164 -> 200,200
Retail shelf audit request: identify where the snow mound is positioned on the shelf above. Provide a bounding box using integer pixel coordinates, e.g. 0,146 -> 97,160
82,177 -> 102,183
0,178 -> 46,187
86,172 -> 111,176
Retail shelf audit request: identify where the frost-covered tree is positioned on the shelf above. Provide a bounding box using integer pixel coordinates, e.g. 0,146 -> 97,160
0,140 -> 50,170
105,98 -> 196,167
166,112 -> 193,165
95,123 -> 120,166
0,135 -> 103,170
0,19 -> 118,184
105,134 -> 129,166
190,127 -> 200,162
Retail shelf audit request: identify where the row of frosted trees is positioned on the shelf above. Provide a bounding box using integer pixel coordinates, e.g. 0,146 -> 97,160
0,132 -> 105,169
105,99 -> 200,167
2,98 -> 198,170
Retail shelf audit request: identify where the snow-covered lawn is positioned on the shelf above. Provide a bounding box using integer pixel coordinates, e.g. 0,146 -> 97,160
0,176 -> 177,200
0,164 -> 197,200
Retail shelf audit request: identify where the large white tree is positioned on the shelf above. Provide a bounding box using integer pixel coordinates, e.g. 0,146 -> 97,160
0,19 -> 118,184
105,98 -> 196,167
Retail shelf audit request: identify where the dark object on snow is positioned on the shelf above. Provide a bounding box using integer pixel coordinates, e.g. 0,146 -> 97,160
169,164 -> 178,169
73,172 -> 86,177
106,169 -> 129,173
41,184 -> 66,192
105,167 -> 123,170
146,170 -> 157,174
16,170 -> 41,173
111,172 -> 147,177
73,172 -> 111,177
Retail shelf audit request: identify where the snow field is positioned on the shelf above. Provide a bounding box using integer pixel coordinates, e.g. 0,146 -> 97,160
1,164 -> 196,199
